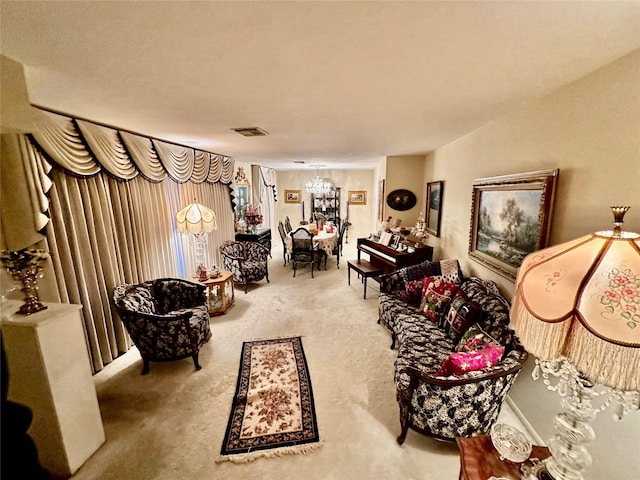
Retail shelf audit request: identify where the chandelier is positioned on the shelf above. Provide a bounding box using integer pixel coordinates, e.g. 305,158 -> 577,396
305,168 -> 333,194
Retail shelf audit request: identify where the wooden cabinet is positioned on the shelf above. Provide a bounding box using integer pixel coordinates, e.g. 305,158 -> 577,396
201,271 -> 235,316
235,228 -> 272,253
311,187 -> 341,223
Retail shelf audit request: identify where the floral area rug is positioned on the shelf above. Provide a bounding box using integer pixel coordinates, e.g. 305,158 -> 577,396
216,336 -> 321,463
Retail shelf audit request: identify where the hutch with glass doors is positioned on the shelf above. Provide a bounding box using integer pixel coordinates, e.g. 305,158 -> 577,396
311,187 -> 341,223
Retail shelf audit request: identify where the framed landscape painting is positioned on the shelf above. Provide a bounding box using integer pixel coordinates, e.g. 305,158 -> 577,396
284,189 -> 302,204
425,181 -> 443,237
468,169 -> 559,281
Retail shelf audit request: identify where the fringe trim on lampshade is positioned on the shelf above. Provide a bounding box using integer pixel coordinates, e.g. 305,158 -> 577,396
565,325 -> 640,392
511,304 -> 640,391
510,303 -> 572,360
215,440 -> 323,464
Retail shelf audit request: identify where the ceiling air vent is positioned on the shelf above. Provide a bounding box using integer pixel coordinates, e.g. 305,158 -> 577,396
232,127 -> 268,137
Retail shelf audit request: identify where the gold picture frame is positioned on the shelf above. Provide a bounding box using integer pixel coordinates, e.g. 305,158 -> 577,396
425,181 -> 443,237
284,189 -> 302,204
377,180 -> 385,221
468,169 -> 559,281
348,190 -> 367,205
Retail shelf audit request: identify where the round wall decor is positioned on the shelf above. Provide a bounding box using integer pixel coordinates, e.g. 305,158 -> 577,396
386,189 -> 417,211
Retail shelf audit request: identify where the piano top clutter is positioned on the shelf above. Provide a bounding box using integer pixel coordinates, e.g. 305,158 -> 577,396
357,237 -> 433,275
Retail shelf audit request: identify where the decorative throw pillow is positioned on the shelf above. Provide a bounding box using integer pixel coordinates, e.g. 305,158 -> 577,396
399,260 -> 440,283
398,279 -> 425,306
435,344 -> 505,376
439,258 -> 462,284
441,291 -> 481,342
456,323 -> 499,352
419,276 -> 459,324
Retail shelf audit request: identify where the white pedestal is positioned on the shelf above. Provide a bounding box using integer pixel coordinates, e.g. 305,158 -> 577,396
1,301 -> 105,477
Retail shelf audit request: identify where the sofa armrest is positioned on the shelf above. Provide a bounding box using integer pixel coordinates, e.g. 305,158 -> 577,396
402,350 -> 527,389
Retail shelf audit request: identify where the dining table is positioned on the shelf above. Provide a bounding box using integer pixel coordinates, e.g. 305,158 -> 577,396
286,224 -> 338,259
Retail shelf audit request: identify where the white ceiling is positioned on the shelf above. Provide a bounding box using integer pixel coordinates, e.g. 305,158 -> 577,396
1,1 -> 639,171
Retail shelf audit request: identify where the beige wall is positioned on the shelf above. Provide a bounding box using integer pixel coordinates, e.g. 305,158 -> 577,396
385,155 -> 427,228
430,49 -> 640,479
275,169 -> 375,242
0,55 -> 34,134
430,49 -> 640,297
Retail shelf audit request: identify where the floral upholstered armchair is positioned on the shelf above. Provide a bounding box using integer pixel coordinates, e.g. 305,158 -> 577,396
220,241 -> 270,293
113,278 -> 212,374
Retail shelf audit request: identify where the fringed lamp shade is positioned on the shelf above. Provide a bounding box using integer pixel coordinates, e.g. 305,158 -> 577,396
511,213 -> 640,392
175,200 -> 217,234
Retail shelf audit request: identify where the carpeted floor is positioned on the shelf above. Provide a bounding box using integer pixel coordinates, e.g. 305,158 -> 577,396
70,242 -> 525,480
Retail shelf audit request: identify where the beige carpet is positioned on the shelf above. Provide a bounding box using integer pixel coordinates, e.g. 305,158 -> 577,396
70,242 -> 521,480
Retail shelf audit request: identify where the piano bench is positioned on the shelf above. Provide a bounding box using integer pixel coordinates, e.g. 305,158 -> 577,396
347,259 -> 383,299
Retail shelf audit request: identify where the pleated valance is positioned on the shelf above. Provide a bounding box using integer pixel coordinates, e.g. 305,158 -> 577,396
31,108 -> 234,184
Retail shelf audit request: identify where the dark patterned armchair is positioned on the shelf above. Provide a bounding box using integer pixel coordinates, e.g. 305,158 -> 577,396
220,241 -> 270,293
113,278 -> 211,375
378,262 -> 528,443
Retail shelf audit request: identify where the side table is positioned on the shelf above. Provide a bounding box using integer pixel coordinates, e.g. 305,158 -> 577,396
201,270 -> 235,316
456,435 -> 551,480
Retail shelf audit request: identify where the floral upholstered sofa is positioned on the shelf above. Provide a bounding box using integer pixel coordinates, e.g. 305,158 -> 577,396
113,278 -> 212,374
378,260 -> 528,443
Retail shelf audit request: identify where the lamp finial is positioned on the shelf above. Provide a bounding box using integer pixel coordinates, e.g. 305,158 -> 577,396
611,206 -> 630,237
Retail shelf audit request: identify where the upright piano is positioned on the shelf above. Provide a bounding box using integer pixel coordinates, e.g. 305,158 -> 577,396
357,237 -> 433,275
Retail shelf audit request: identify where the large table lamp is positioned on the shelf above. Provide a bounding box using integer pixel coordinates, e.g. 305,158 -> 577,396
175,199 -> 217,277
511,206 -> 639,480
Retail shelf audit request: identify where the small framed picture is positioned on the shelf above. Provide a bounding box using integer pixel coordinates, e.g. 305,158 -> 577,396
390,234 -> 401,250
348,190 -> 367,205
284,189 -> 302,204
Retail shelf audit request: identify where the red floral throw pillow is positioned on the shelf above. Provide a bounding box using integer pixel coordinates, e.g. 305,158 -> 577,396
435,344 -> 505,376
398,279 -> 425,306
419,276 -> 459,324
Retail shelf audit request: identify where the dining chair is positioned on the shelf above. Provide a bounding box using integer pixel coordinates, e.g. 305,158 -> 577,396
331,220 -> 348,268
277,221 -> 289,266
289,227 -> 322,278
284,216 -> 292,234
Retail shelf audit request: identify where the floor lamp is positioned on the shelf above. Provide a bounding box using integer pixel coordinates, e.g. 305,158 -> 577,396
511,207 -> 639,480
175,199 -> 217,279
